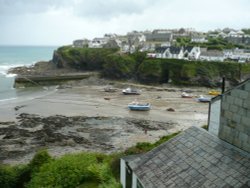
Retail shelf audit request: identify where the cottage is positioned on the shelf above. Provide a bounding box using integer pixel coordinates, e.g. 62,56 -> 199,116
199,49 -> 224,62
72,39 -> 89,48
121,79 -> 250,188
88,37 -> 108,48
145,30 -> 173,43
121,126 -> 250,188
154,46 -> 183,59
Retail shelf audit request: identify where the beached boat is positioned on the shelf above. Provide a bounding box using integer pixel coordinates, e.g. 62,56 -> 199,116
122,87 -> 141,95
104,86 -> 117,92
181,92 -> 193,98
208,90 -> 220,96
197,95 -> 211,103
128,100 -> 151,111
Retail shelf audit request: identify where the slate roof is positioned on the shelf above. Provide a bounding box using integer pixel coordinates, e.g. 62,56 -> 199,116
155,47 -> 168,53
169,46 -> 182,54
125,126 -> 250,188
183,46 -> 193,53
200,50 -> 224,57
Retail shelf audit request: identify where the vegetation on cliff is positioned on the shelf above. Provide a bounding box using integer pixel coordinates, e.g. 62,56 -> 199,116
53,46 -> 250,87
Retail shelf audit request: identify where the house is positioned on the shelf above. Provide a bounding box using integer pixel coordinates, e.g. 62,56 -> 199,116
154,46 -> 183,59
208,78 -> 250,152
224,48 -> 250,62
144,30 -> 173,43
187,46 -> 201,60
121,79 -> 250,188
191,35 -> 208,43
88,37 -> 108,48
72,39 -> 89,48
199,49 -> 224,62
121,126 -> 250,188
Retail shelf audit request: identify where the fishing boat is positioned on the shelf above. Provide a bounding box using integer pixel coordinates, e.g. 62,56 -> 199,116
104,86 -> 117,92
181,92 -> 193,98
128,100 -> 151,111
122,87 -> 141,95
208,90 -> 220,96
197,95 -> 211,103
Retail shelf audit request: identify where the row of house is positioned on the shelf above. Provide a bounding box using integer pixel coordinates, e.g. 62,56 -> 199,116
149,46 -> 250,62
72,28 -> 250,62
120,79 -> 250,188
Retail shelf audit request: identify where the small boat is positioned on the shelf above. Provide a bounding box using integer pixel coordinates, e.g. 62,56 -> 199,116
197,95 -> 211,103
122,87 -> 141,95
128,100 -> 151,111
104,86 -> 117,92
208,90 -> 220,96
181,92 -> 193,98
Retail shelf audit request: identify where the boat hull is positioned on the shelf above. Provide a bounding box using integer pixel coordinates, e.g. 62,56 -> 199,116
128,104 -> 150,111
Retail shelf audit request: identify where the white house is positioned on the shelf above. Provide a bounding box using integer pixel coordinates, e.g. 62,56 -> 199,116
199,49 -> 225,62
188,46 -> 201,60
88,37 -> 108,48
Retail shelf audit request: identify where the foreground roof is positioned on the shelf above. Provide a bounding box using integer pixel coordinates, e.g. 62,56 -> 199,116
126,126 -> 250,188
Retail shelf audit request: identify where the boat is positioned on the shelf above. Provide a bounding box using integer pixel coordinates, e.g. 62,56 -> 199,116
104,86 -> 117,92
181,92 -> 193,98
197,95 -> 211,103
122,87 -> 141,95
208,90 -> 220,96
128,100 -> 151,111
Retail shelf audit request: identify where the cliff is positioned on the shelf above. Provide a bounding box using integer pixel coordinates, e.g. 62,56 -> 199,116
51,46 -> 250,87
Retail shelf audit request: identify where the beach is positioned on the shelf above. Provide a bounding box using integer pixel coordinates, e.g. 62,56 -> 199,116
0,76 -> 209,164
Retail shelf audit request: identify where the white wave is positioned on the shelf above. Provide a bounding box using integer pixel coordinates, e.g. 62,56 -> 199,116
6,73 -> 17,78
0,63 -> 32,76
0,97 -> 17,102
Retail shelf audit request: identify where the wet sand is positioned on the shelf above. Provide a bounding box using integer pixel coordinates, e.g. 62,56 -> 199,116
0,77 -> 210,164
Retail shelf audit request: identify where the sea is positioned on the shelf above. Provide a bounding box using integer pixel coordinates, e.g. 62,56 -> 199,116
0,46 -> 58,102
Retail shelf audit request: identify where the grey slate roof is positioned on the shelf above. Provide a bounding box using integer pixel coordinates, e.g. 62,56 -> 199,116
126,126 -> 250,188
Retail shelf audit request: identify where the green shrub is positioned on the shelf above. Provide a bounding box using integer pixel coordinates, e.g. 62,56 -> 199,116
0,165 -> 17,188
27,152 -> 120,188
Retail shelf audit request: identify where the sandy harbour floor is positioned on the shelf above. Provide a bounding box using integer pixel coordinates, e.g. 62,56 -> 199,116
0,77 -> 210,164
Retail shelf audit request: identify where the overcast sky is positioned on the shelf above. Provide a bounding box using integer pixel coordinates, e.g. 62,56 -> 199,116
0,0 -> 249,46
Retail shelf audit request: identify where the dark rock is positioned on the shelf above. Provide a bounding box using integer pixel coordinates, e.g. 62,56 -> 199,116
167,108 -> 175,112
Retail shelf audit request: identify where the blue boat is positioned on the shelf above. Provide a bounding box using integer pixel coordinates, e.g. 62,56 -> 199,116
128,102 -> 151,111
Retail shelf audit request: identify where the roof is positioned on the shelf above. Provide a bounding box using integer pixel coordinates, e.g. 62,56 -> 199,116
183,46 -> 193,53
155,47 -> 168,53
169,46 -> 182,54
200,50 -> 224,57
126,126 -> 250,188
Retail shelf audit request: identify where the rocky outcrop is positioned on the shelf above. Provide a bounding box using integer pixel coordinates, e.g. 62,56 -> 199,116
52,50 -> 67,68
0,113 -> 176,163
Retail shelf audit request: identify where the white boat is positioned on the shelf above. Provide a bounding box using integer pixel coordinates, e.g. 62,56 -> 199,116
197,95 -> 211,103
122,87 -> 141,95
104,86 -> 117,92
128,100 -> 151,111
181,92 -> 193,98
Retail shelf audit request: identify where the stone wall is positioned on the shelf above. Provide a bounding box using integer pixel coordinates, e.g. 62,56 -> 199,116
218,80 -> 250,152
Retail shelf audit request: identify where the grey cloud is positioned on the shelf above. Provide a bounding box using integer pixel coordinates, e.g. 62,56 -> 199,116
0,0 -> 154,19
0,0 -> 68,15
72,0 -> 154,19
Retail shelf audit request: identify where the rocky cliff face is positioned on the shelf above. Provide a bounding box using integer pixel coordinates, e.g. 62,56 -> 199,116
52,50 -> 67,68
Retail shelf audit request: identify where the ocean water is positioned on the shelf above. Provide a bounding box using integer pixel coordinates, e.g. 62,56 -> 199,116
0,46 -> 57,101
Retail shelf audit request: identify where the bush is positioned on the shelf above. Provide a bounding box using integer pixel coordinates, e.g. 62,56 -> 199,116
27,152 -> 121,188
0,165 -> 17,188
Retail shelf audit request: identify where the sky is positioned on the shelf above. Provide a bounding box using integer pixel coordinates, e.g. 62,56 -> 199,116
0,0 -> 250,46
